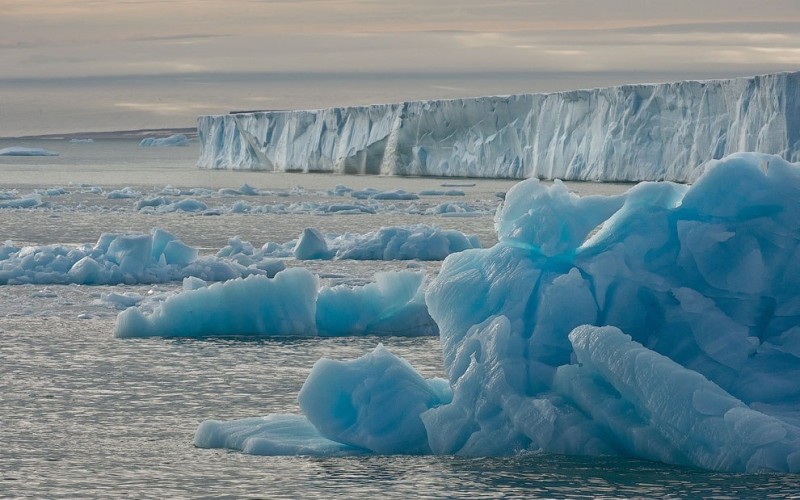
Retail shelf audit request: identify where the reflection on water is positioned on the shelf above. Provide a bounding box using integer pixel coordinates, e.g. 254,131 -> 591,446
3,315 -> 799,498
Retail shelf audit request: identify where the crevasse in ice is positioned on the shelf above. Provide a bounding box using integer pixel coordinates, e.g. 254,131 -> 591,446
195,153 -> 800,473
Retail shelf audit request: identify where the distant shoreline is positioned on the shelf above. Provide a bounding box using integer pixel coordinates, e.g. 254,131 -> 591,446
1,127 -> 197,141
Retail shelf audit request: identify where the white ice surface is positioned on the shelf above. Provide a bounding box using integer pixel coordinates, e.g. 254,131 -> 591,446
197,72 -> 800,182
139,134 -> 190,147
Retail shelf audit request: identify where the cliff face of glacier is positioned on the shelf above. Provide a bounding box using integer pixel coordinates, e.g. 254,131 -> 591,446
197,72 -> 800,182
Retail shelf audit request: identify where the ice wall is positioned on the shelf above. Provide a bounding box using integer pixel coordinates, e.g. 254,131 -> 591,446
197,72 -> 800,182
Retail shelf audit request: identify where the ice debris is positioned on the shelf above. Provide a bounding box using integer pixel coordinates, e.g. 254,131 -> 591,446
0,228 -> 284,285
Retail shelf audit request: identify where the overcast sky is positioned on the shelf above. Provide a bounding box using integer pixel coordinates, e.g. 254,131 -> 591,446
2,0 -> 799,135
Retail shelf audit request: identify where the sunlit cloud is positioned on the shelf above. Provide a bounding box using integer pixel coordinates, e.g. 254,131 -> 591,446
114,101 -> 215,115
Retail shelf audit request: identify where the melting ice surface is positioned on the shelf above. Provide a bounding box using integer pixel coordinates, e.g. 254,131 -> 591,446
195,153 -> 800,473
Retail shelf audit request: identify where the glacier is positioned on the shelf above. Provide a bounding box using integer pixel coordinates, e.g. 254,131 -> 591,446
194,152 -> 800,473
197,72 -> 800,182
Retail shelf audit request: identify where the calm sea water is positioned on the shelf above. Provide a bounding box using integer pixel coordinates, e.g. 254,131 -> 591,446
2,139 -> 799,498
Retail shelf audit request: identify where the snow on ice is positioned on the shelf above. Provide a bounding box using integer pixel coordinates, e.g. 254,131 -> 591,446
194,153 -> 800,473
197,72 -> 800,182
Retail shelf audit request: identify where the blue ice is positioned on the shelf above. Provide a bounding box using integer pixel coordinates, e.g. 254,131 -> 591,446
253,224 -> 480,261
0,227 -> 280,285
114,269 -> 435,338
194,153 -> 800,472
0,146 -> 59,156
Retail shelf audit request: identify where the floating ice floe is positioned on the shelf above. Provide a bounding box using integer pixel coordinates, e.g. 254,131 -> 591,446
1,223 -> 475,286
0,228 -> 284,286
195,153 -> 800,473
419,190 -> 465,197
256,224 -> 480,260
139,134 -> 191,147
114,269 -> 436,338
107,187 -> 142,199
0,194 -> 44,209
0,180 -> 498,217
0,146 -> 59,157
136,197 -> 209,213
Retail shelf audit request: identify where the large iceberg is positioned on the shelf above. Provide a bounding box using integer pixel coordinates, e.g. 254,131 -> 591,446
195,153 -> 800,473
197,72 -> 800,182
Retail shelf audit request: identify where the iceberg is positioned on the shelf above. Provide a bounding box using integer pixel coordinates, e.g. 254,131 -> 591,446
195,153 -> 800,473
140,134 -> 191,147
197,72 -> 800,182
114,269 -> 436,338
260,224 -> 480,261
0,228 -> 283,285
0,146 -> 59,157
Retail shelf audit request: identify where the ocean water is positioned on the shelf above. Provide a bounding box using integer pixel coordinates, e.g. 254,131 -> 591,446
2,138 -> 799,498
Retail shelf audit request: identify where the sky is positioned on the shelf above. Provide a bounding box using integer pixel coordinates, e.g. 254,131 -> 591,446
2,0 -> 799,136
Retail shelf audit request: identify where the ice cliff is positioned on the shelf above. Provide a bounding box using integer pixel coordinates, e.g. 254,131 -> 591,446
197,72 -> 800,182
195,153 -> 800,472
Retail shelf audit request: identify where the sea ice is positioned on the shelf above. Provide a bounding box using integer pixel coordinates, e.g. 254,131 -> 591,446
195,152 -> 800,473
0,146 -> 59,156
0,227 -> 280,285
262,224 -> 480,261
114,269 -> 435,338
0,195 -> 43,209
